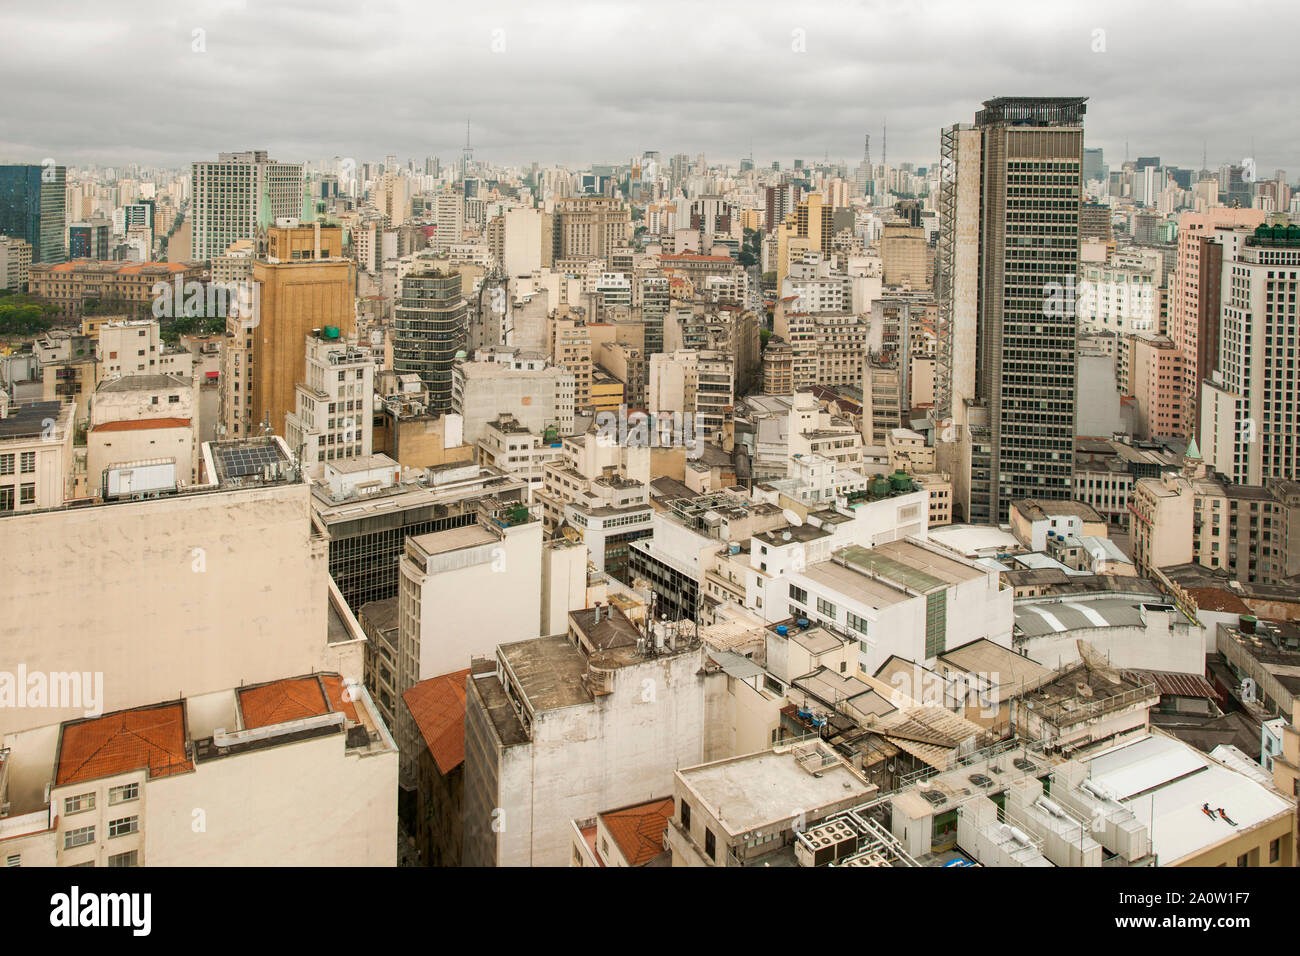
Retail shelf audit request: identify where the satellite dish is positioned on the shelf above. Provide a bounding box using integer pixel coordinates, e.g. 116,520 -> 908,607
782,508 -> 803,526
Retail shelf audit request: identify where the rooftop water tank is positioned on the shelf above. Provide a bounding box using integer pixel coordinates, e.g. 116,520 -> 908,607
323,325 -> 340,339
776,624 -> 789,636
797,618 -> 810,629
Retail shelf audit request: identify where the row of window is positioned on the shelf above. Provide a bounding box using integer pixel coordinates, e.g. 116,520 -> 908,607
0,452 -> 35,475
64,814 -> 138,849
64,783 -> 139,815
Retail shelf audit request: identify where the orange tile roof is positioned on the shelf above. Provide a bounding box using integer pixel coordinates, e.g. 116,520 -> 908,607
601,797 -> 674,866
56,702 -> 192,786
320,675 -> 359,723
91,417 -> 191,433
238,676 -> 332,729
402,669 -> 471,775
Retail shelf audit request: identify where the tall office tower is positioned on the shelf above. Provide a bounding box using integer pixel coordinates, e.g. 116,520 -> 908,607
554,196 -> 630,260
936,98 -> 1086,524
393,266 -> 467,412
190,150 -> 304,260
221,223 -> 355,440
0,164 -> 67,263
1200,222 -> 1300,485
1083,148 -> 1107,184
1169,208 -> 1266,440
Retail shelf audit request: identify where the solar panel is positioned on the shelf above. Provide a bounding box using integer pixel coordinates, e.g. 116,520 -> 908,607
216,444 -> 281,478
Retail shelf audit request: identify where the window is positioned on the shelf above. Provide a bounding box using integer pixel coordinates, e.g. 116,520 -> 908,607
817,597 -> 836,617
64,792 -> 95,815
789,584 -> 807,604
847,611 -> 870,635
5,854 -> 20,867
109,783 -> 139,805
19,484 -> 34,506
1269,839 -> 1280,863
64,825 -> 95,849
19,451 -> 35,473
107,850 -> 138,868
681,800 -> 691,831
168,394 -> 180,403
108,815 -> 138,838
0,488 -> 11,513
705,828 -> 716,861
0,454 -> 12,475
1236,853 -> 1248,867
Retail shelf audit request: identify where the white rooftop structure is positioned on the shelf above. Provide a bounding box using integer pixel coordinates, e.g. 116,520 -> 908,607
1083,734 -> 1293,866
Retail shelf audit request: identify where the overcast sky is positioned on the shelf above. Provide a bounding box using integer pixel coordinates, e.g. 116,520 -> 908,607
1,0 -> 1295,176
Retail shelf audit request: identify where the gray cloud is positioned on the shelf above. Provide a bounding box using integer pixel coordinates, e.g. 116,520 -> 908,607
0,0 -> 1294,175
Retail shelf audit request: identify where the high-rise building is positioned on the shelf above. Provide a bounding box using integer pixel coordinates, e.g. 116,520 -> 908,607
1168,208 -> 1265,440
1083,147 -> 1107,184
221,223 -> 354,440
936,98 -> 1086,523
0,164 -> 66,263
190,151 -> 304,260
1200,222 -> 1300,484
393,265 -> 467,412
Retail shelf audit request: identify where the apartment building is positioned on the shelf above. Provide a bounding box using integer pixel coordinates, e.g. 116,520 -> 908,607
2,674 -> 395,868
0,234 -> 32,292
87,374 -> 198,491
462,608 -> 721,866
0,397 -> 74,512
395,507 -> 543,787
1169,208 -> 1265,438
1199,223 -> 1300,485
451,352 -> 575,446
1129,445 -> 1300,585
284,331 -> 375,479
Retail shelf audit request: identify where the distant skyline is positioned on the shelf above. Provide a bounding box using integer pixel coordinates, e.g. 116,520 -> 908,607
2,0 -> 1296,175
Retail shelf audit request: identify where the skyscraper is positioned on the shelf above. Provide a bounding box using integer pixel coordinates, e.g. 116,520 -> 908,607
936,97 -> 1086,523
0,164 -> 67,263
393,266 -> 467,411
1200,222 -> 1300,485
190,151 -> 304,260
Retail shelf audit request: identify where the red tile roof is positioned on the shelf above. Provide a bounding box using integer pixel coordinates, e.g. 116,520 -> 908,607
601,797 -> 674,866
402,669 -> 471,775
56,702 -> 192,785
238,676 -> 332,729
91,417 -> 191,433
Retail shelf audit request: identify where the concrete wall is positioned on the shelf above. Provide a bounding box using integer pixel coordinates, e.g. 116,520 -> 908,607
0,483 -> 330,737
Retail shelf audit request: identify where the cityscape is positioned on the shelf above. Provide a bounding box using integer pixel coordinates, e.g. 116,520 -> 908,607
0,0 -> 1295,915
